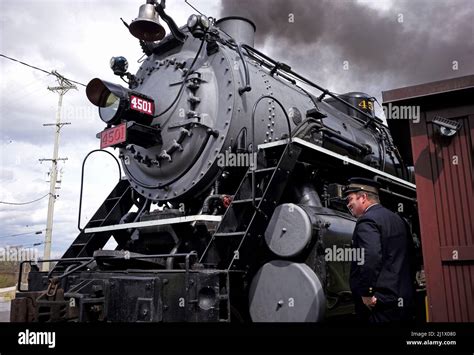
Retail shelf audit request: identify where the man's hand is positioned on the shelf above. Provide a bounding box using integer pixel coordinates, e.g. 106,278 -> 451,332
362,296 -> 377,309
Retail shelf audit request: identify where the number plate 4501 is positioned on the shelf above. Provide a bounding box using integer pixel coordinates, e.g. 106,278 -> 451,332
100,123 -> 127,149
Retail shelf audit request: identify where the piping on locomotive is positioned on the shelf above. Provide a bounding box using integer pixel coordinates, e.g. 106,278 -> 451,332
11,0 -> 425,322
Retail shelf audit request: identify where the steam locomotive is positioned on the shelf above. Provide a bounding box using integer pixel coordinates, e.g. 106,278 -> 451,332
11,1 -> 421,322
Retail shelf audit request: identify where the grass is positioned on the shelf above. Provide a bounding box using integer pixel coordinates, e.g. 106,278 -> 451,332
0,261 -> 19,288
0,273 -> 16,288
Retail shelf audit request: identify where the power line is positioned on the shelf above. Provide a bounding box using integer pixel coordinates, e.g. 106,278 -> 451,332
0,230 -> 44,239
0,53 -> 50,75
0,53 -> 86,87
0,242 -> 44,250
20,242 -> 44,248
0,193 -> 51,205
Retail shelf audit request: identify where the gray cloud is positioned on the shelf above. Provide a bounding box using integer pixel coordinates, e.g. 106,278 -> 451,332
219,0 -> 474,93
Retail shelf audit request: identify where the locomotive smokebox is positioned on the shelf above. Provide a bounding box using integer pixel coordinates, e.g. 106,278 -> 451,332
215,16 -> 256,47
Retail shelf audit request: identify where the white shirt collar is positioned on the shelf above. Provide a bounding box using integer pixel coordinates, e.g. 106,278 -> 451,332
364,203 -> 379,213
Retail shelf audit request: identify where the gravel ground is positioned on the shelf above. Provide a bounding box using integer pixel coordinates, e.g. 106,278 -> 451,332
0,297 -> 11,322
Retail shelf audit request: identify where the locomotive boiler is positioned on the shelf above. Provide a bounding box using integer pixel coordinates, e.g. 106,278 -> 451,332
11,0 -> 422,322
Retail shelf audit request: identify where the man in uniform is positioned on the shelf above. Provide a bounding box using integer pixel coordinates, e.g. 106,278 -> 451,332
344,177 -> 414,322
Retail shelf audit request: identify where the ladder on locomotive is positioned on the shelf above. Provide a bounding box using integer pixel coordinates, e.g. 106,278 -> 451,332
53,179 -> 134,271
200,142 -> 302,270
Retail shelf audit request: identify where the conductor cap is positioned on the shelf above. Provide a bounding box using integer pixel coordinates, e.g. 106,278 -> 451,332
343,177 -> 380,196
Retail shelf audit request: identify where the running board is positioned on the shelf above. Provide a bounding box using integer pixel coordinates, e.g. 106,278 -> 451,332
85,215 -> 222,233
259,137 -> 416,190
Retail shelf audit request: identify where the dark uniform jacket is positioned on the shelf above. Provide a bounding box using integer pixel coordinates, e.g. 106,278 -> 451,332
350,204 -> 414,312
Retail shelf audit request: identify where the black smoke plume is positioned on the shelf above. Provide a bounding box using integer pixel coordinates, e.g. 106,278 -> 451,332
219,0 -> 474,97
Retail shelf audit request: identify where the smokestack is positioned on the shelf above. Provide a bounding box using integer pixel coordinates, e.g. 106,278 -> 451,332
215,16 -> 256,47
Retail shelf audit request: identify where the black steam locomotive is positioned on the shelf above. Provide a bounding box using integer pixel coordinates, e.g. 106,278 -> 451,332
12,1 -> 421,322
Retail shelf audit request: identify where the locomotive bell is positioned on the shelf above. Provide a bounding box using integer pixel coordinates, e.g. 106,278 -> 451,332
129,3 -> 166,42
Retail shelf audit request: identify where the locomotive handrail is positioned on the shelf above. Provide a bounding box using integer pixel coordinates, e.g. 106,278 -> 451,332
16,252 -> 200,293
17,257 -> 94,292
77,149 -> 122,232
251,95 -> 292,207
317,127 -> 371,155
231,40 -> 252,95
241,44 -> 380,128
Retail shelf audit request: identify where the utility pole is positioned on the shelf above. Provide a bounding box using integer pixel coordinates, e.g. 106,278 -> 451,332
39,70 -> 76,271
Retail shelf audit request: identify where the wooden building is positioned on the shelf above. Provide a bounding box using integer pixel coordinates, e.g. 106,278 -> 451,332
382,75 -> 474,322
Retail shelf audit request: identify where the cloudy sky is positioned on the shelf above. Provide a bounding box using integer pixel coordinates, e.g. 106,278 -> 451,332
0,0 -> 473,259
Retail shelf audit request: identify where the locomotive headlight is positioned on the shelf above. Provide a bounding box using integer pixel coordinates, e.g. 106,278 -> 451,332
199,15 -> 210,29
99,92 -> 121,124
187,14 -> 198,29
187,14 -> 210,38
86,78 -> 155,126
